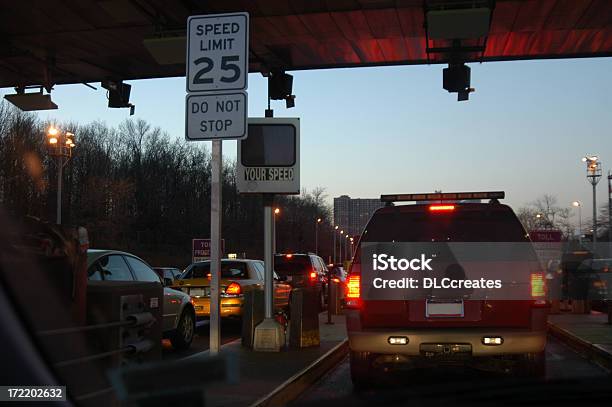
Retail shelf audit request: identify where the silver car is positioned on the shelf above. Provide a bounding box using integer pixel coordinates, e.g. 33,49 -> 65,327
87,250 -> 195,350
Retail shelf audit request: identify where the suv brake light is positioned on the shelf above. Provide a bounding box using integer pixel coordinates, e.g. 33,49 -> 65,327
530,272 -> 549,307
345,273 -> 361,308
429,204 -> 455,212
309,271 -> 317,279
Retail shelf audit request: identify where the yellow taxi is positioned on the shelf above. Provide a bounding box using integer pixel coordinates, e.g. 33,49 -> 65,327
173,259 -> 291,319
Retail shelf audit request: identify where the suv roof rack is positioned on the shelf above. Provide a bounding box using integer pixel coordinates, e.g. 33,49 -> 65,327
380,191 -> 505,205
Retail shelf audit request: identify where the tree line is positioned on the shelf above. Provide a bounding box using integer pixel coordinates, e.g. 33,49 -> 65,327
0,102 -> 335,268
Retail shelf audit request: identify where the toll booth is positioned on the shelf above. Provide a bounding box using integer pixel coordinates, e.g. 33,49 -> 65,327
0,217 -> 162,406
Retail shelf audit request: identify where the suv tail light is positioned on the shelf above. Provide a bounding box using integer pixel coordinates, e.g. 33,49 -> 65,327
530,272 -> 548,307
345,273 -> 361,308
309,271 -> 317,280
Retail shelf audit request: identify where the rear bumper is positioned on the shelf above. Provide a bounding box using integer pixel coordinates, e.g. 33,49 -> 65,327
191,297 -> 243,318
348,328 -> 546,356
346,310 -> 546,356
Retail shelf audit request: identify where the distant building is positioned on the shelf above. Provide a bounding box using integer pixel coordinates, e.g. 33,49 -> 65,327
333,195 -> 384,236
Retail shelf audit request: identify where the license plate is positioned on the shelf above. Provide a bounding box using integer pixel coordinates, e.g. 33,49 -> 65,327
190,288 -> 205,297
426,300 -> 464,318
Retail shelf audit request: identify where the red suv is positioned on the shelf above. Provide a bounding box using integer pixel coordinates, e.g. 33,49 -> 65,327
345,192 -> 548,387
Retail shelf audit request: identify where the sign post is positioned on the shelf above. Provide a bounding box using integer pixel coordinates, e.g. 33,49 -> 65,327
237,118 -> 300,351
186,12 -> 249,355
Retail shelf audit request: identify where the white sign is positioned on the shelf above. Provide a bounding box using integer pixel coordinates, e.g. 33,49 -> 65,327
186,13 -> 249,93
186,92 -> 247,140
237,118 -> 300,194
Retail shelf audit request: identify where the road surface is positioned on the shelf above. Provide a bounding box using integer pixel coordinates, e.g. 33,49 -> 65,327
291,335 -> 610,406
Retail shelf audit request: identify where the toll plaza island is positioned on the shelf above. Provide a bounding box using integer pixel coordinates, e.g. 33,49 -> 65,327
1,1 -> 612,407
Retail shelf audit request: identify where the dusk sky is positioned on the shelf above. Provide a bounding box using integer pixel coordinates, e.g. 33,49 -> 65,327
2,57 -> 611,223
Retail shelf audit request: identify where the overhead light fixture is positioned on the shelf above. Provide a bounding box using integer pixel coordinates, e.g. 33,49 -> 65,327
4,86 -> 58,111
143,32 -> 186,65
443,63 -> 474,102
268,70 -> 296,109
101,80 -> 135,115
426,2 -> 492,40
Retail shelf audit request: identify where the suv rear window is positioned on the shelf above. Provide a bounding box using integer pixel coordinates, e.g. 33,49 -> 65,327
274,255 -> 312,276
362,205 -> 528,243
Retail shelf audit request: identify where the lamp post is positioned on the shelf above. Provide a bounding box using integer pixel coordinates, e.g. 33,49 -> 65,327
333,225 -> 338,263
572,201 -> 582,243
273,207 -> 280,254
608,171 -> 612,256
582,155 -> 601,253
339,229 -> 344,263
46,126 -> 76,224
349,237 -> 354,258
345,234 -> 349,262
315,217 -> 322,254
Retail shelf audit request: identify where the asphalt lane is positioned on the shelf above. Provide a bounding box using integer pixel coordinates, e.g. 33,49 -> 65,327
291,335 -> 610,407
161,319 -> 242,361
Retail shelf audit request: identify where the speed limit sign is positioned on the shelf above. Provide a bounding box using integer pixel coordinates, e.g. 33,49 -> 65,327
186,13 -> 249,93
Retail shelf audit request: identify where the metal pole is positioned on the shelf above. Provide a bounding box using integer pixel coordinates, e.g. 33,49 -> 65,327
339,233 -> 342,264
345,238 -> 348,262
273,211 -> 276,255
608,172 -> 612,256
578,205 -> 582,244
315,222 -> 318,254
264,196 -> 274,319
333,232 -> 336,264
209,139 -> 222,355
593,183 -> 597,253
56,155 -> 62,224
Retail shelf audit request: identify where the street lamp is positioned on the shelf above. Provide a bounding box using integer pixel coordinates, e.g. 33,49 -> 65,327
345,234 -> 350,262
333,225 -> 338,264
349,237 -> 354,258
339,229 -> 344,263
46,126 -> 76,224
273,208 -> 280,254
572,201 -> 582,243
582,155 -> 601,252
315,217 -> 322,254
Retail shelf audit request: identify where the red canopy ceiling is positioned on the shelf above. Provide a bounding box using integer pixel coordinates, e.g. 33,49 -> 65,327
0,0 -> 610,88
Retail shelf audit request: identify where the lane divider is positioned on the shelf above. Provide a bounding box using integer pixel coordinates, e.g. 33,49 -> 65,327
250,339 -> 349,407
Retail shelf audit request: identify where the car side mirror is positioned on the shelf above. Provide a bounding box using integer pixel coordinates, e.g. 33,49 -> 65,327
163,277 -> 173,287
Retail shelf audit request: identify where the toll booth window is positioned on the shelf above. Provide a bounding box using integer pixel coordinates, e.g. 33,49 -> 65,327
99,255 -> 134,281
125,256 -> 160,283
241,124 -> 296,167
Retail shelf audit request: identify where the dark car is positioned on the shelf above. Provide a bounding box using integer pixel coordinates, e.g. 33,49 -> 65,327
275,253 -> 329,310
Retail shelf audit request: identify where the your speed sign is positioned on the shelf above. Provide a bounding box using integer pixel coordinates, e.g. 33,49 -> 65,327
187,13 -> 249,92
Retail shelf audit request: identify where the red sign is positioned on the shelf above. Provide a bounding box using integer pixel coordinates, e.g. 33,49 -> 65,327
529,230 -> 562,242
